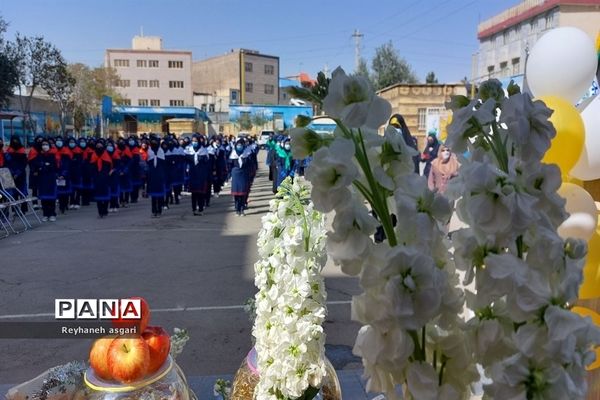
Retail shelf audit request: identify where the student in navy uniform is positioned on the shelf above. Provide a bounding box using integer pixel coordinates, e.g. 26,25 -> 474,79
67,137 -> 83,209
228,139 -> 252,216
210,137 -> 228,198
55,137 -> 73,214
116,138 -> 133,208
185,135 -> 210,215
128,137 -> 143,204
106,141 -> 121,212
90,140 -> 113,218
165,138 -> 185,205
161,138 -> 174,209
27,136 -> 45,207
32,139 -> 58,221
80,138 -> 96,206
146,137 -> 167,217
5,136 -> 29,212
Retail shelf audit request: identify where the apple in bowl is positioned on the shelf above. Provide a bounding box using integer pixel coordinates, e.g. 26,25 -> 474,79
107,337 -> 150,383
142,326 -> 171,374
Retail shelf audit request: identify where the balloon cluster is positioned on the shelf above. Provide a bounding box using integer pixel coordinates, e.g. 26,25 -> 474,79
526,27 -> 600,370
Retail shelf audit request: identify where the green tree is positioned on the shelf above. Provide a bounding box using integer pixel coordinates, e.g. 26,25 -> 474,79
41,62 -> 75,134
285,70 -> 330,114
0,16 -> 19,108
425,71 -> 438,84
353,57 -> 372,84
371,41 -> 418,90
5,34 -> 66,133
252,111 -> 270,130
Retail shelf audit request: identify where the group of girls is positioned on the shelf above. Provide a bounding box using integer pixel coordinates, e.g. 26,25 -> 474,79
0,133 -> 258,220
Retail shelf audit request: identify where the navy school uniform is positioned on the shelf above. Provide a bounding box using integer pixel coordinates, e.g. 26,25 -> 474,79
186,146 -> 210,212
32,150 -> 58,217
56,148 -> 73,213
228,149 -> 253,214
146,148 -> 167,216
69,147 -> 84,190
275,151 -> 297,189
5,145 -> 28,196
212,145 -> 228,193
118,146 -> 133,195
108,150 -> 121,208
90,151 -> 113,217
81,148 -> 96,205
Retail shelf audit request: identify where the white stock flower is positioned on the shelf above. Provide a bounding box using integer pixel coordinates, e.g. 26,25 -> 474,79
500,92 -> 556,162
305,138 -> 358,212
323,67 -> 392,129
290,127 -> 325,159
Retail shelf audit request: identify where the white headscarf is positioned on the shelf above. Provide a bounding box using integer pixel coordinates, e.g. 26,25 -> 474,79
147,147 -> 165,167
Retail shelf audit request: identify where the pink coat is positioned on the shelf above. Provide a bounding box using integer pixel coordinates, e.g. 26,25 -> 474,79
427,157 -> 459,194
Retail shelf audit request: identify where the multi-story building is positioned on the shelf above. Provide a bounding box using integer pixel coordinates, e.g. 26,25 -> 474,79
105,36 -> 193,107
191,49 -> 279,109
474,0 -> 600,83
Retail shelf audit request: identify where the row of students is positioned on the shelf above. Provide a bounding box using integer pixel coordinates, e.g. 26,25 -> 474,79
0,133 -> 257,220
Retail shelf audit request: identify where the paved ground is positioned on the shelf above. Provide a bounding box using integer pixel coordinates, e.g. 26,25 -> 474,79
0,152 -> 366,392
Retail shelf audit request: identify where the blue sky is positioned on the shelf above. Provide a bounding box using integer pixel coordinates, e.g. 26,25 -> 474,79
1,0 -> 517,83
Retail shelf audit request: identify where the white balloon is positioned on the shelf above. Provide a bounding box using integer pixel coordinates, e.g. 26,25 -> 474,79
526,27 -> 597,103
557,183 -> 598,240
558,213 -> 597,241
571,94 -> 600,180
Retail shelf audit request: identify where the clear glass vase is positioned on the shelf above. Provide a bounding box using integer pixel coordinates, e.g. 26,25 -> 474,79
230,348 -> 342,400
81,356 -> 196,400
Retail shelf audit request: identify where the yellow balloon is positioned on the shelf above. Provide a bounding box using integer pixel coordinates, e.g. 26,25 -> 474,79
564,175 -> 584,187
571,306 -> 600,370
579,232 -> 600,299
539,95 -> 585,175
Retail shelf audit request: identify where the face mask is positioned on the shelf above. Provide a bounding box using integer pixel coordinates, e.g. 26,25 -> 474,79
107,145 -> 114,152
68,142 -> 76,149
284,144 -> 291,150
235,145 -> 244,153
128,140 -> 135,146
56,141 -> 63,148
41,144 -> 50,152
192,142 -> 199,149
441,151 -> 450,160
79,142 -> 86,148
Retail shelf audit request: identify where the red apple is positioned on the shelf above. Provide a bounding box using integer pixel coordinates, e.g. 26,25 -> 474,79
142,326 -> 171,374
107,336 -> 150,383
112,297 -> 151,334
89,336 -> 115,380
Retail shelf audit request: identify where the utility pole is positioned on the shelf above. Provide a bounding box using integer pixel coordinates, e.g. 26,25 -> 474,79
352,29 -> 364,71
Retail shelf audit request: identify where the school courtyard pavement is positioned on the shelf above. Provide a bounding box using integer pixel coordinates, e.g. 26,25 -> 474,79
0,152 -> 387,399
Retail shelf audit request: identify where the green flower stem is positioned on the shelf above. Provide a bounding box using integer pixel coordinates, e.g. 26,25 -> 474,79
438,357 -> 447,386
490,122 -> 509,173
408,330 -> 424,362
421,326 -> 427,361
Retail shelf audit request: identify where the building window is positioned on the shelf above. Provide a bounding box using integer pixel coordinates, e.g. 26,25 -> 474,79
264,84 -> 274,94
502,31 -> 508,45
417,108 -> 426,131
138,99 -> 149,106
230,89 -> 238,104
245,82 -> 253,93
150,99 -> 160,106
500,61 -> 508,76
120,99 -> 131,106
245,62 -> 253,72
113,59 -> 129,67
136,60 -> 147,68
530,18 -> 538,32
168,60 -> 184,68
545,12 -> 555,29
201,103 -> 207,111
137,80 -> 148,88
209,104 -> 215,112
512,57 -> 520,75
149,60 -> 159,68
264,64 -> 274,75
487,65 -> 495,77
116,79 -> 130,87
169,80 -> 184,88
169,100 -> 184,106
149,80 -> 160,88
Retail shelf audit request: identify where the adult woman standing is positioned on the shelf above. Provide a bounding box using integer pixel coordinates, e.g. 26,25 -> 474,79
427,145 -> 459,195
421,132 -> 440,178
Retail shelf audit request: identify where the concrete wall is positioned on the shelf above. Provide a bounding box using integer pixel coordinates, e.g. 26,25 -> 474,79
192,51 -> 240,110
559,5 -> 600,39
105,49 -> 193,107
241,53 -> 279,105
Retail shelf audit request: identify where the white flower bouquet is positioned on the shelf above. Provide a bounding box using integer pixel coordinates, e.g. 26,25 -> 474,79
290,68 -> 600,399
252,178 -> 329,400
